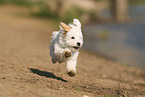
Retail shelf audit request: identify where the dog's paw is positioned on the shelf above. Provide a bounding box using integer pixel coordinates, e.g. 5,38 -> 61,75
64,51 -> 72,58
67,70 -> 76,77
52,58 -> 57,64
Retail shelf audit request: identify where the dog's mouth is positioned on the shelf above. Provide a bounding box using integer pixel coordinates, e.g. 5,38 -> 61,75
73,46 -> 79,50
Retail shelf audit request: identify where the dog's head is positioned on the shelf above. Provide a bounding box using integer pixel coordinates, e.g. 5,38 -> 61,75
59,19 -> 83,52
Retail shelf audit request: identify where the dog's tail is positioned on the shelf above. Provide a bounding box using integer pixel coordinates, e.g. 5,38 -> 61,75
51,31 -> 59,40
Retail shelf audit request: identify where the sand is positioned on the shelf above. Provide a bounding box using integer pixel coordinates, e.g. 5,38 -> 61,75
0,5 -> 145,97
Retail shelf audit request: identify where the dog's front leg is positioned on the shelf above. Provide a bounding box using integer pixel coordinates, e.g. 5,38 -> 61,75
54,44 -> 72,63
66,52 -> 79,77
63,48 -> 72,59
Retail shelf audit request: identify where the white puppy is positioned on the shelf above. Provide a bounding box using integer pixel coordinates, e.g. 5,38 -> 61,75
49,19 -> 83,77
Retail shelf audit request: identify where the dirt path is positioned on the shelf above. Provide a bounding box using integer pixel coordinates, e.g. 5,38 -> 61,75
0,5 -> 145,97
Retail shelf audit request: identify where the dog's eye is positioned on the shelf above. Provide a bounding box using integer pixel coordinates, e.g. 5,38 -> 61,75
71,37 -> 75,39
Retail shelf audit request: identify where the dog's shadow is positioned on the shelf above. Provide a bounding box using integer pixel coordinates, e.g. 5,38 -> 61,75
29,68 -> 67,82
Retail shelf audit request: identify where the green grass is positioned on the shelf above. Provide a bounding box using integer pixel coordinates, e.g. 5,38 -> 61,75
76,88 -> 81,92
104,94 -> 115,97
139,83 -> 145,87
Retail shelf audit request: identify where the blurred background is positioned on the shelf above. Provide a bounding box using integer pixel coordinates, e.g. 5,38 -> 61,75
0,0 -> 145,69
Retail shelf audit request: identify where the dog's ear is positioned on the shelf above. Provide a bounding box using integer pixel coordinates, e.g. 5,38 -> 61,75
59,22 -> 71,32
73,19 -> 81,28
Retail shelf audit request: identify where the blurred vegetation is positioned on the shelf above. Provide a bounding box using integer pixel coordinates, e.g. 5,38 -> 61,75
1,0 -> 143,23
0,0 -> 33,6
63,7 -> 97,24
30,1 -> 59,20
0,0 -> 98,23
62,7 -> 84,23
129,0 -> 145,5
93,0 -> 145,5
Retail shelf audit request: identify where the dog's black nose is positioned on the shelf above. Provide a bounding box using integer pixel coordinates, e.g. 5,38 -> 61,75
77,42 -> 81,46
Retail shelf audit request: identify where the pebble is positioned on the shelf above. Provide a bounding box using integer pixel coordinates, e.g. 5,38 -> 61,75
83,95 -> 89,97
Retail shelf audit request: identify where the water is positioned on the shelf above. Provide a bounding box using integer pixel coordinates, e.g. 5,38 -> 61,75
83,4 -> 145,69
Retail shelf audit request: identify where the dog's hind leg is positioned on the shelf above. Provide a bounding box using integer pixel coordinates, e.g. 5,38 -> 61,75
50,41 -> 58,64
51,55 -> 57,64
54,44 -> 67,61
66,52 -> 79,77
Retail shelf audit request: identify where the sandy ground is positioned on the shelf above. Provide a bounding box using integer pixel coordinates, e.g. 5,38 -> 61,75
0,5 -> 145,97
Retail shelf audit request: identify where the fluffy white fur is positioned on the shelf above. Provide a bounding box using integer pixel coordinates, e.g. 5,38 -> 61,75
49,19 -> 83,77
